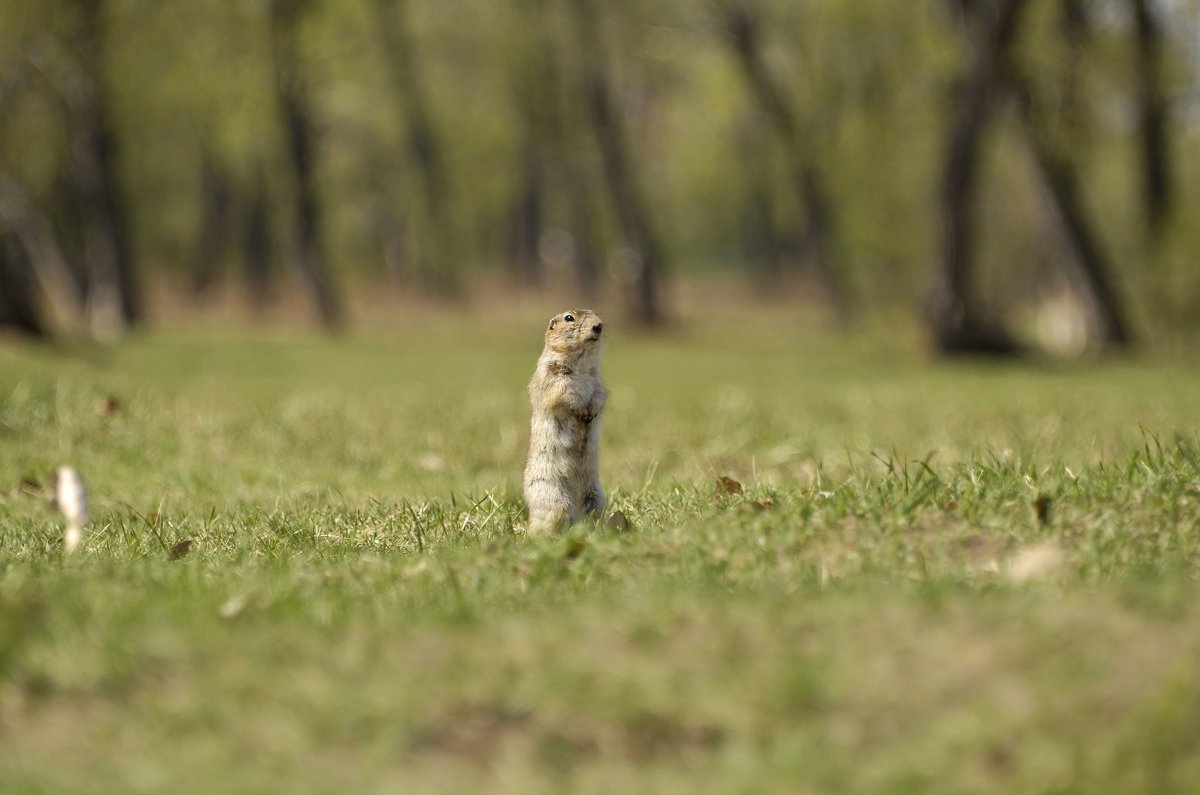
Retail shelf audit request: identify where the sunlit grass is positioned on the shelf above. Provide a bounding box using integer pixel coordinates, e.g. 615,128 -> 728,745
1,312 -> 1199,793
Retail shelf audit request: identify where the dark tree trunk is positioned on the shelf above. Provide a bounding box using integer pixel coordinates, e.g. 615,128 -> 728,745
737,118 -> 782,283
509,140 -> 545,287
1059,0 -> 1088,134
526,0 -> 601,299
1129,0 -> 1171,235
373,0 -> 458,294
720,3 -> 849,316
0,167 -> 82,333
241,172 -> 274,308
75,0 -> 141,327
269,0 -> 342,328
557,145 -> 602,299
1014,82 -> 1133,347
48,168 -> 90,307
507,0 -> 557,288
0,233 -> 46,336
930,0 -> 1029,354
190,153 -> 233,297
569,0 -> 666,326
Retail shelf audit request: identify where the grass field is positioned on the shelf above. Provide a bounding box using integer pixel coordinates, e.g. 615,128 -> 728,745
2,307 -> 1200,794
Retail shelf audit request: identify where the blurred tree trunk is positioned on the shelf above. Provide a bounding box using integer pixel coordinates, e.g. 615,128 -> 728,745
373,0 -> 458,295
73,0 -> 141,329
568,0 -> 665,326
737,118 -> 782,284
720,2 -> 848,317
241,171 -> 275,309
190,153 -> 233,297
1013,79 -> 1132,347
0,233 -> 45,336
48,168 -> 90,307
1129,0 -> 1171,236
509,139 -> 546,287
540,0 -> 603,299
929,0 -> 1028,354
0,167 -> 84,335
565,163 -> 601,299
506,0 -> 559,290
269,0 -> 342,328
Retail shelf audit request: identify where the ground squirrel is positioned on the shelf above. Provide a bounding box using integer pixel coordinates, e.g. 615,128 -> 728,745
523,308 -> 607,535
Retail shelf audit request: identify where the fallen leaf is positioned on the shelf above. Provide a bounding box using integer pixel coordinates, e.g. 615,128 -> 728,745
95,396 -> 120,418
606,510 -> 631,533
715,476 -> 743,495
18,478 -> 41,496
169,539 -> 194,560
1033,495 -> 1052,524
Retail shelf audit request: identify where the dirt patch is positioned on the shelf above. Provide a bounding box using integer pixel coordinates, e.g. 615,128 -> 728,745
408,703 -> 726,767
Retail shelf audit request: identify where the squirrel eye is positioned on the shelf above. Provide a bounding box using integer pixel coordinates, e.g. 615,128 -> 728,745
564,314 -> 575,323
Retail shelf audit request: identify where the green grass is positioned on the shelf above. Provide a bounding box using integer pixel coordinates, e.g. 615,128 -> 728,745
2,310 -> 1200,794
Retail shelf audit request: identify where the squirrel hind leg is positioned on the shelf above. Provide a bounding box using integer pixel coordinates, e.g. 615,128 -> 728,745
527,503 -> 570,537
582,484 -> 606,519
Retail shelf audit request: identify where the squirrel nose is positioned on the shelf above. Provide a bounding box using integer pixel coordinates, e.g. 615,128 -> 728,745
592,323 -> 603,335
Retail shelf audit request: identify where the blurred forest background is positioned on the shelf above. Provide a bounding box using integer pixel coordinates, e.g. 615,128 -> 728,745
0,0 -> 1197,353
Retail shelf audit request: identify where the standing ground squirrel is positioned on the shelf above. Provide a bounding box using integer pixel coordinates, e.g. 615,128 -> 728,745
523,309 -> 607,535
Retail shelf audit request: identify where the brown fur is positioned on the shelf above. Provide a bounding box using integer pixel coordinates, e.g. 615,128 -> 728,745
523,309 -> 608,535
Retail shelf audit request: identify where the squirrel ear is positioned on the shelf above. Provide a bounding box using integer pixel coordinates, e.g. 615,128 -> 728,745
548,317 -> 558,330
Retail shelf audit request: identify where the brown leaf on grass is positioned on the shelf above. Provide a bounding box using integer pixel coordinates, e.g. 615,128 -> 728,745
1033,495 -> 1052,525
715,476 -> 743,495
739,499 -> 775,513
168,539 -> 194,560
95,396 -> 120,418
18,478 -> 41,496
606,510 -> 631,533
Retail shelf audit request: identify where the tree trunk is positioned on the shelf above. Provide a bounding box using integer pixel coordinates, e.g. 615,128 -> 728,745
190,153 -> 233,297
0,167 -> 84,334
720,3 -> 849,316
1014,81 -> 1133,347
737,118 -> 782,283
373,0 -> 458,294
0,233 -> 46,336
507,0 -> 558,289
569,0 -> 666,327
241,172 -> 274,309
1129,0 -> 1171,235
930,0 -> 1029,354
509,139 -> 545,288
75,0 -> 141,328
269,0 -> 342,328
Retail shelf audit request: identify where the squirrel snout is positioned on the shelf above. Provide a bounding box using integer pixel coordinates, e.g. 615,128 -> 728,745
592,323 -> 603,335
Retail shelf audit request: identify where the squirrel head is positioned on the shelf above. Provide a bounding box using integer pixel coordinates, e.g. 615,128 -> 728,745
544,309 -> 604,357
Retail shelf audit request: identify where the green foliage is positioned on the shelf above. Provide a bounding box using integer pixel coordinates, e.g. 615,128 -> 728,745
1,312 -> 1200,789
